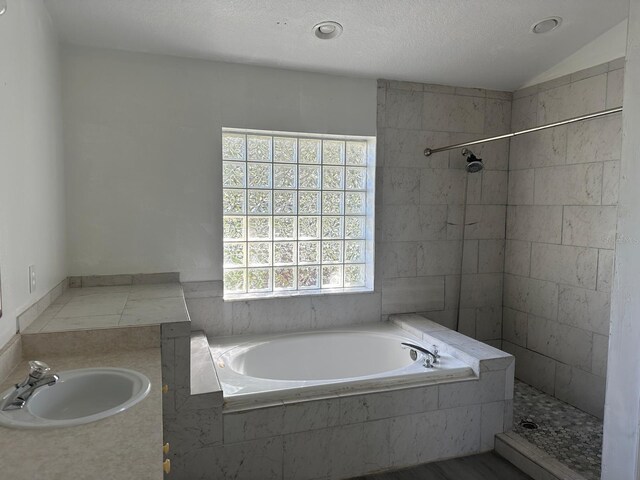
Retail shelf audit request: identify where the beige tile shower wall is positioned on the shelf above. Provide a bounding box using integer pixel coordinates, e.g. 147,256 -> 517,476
503,59 -> 624,418
378,80 -> 511,345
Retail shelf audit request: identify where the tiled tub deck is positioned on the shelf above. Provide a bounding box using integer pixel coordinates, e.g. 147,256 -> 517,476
163,314 -> 515,480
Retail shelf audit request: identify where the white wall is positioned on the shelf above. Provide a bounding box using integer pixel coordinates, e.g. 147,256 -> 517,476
0,0 -> 67,349
62,46 -> 377,282
601,1 -> 640,478
521,19 -> 628,88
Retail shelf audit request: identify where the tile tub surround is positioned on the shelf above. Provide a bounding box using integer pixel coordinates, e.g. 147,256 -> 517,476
182,280 -> 383,338
0,348 -> 163,480
164,315 -> 514,480
163,332 -> 224,475
504,59 -> 623,419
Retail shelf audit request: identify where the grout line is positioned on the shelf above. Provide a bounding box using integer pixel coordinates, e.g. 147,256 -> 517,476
505,270 -> 601,291
560,206 -> 565,245
605,69 -> 610,109
531,168 -> 537,208
563,112 -> 570,165
600,160 -> 606,207
595,249 -> 601,293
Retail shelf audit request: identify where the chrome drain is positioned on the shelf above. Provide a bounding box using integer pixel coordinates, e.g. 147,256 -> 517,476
520,419 -> 539,430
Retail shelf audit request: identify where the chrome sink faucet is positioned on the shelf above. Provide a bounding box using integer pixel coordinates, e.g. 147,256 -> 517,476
0,361 -> 58,411
401,342 -> 440,368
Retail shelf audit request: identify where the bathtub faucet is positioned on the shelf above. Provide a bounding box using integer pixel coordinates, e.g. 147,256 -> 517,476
401,343 -> 438,368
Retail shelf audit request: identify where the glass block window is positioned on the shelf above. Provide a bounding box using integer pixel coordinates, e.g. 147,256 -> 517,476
222,128 -> 375,299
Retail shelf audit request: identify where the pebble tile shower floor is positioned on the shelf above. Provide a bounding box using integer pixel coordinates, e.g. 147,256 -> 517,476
513,380 -> 603,480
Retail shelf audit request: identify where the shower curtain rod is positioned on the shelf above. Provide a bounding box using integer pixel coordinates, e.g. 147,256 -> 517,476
423,106 -> 623,156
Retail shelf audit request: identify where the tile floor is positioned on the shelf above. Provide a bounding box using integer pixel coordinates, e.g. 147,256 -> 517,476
354,452 -> 532,479
513,380 -> 603,480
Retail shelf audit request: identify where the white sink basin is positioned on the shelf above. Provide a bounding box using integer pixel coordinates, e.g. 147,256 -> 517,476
0,368 -> 150,429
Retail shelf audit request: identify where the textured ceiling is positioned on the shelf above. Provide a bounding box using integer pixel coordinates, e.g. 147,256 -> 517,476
45,0 -> 629,91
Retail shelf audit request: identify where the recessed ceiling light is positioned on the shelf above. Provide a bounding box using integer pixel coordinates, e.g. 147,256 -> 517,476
0,1 -> 7,16
313,21 -> 343,40
532,17 -> 562,34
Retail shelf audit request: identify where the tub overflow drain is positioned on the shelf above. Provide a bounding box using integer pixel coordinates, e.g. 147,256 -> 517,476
519,419 -> 539,430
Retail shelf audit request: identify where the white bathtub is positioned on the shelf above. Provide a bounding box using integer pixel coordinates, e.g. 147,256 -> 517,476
210,323 -> 474,405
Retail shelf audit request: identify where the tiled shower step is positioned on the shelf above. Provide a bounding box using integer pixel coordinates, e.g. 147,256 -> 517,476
495,431 -> 588,480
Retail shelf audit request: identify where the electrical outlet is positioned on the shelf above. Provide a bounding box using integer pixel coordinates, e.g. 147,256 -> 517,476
28,265 -> 36,293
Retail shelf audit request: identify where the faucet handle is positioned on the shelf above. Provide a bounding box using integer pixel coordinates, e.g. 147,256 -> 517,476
28,361 -> 51,380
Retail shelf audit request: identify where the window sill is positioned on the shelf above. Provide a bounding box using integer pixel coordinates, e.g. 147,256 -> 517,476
223,286 -> 374,302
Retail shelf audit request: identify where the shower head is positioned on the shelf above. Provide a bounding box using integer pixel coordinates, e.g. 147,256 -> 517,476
462,148 -> 484,173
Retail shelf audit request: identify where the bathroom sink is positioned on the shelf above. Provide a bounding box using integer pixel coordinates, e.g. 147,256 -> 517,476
0,368 -> 150,429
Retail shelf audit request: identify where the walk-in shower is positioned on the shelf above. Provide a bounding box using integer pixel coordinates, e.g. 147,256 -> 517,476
424,101 -> 624,479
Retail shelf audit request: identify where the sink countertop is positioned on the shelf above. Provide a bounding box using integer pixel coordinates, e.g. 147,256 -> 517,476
23,283 -> 190,334
0,348 -> 163,480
